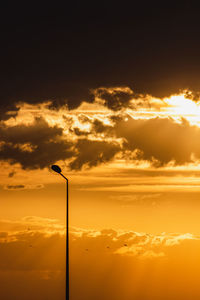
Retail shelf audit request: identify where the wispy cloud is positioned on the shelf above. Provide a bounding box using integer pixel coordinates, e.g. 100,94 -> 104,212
4,184 -> 44,190
1,218 -> 200,299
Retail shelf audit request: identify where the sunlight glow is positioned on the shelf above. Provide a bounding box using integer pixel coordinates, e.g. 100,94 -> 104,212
164,94 -> 200,115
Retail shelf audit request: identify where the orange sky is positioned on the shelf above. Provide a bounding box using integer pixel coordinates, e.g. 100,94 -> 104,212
2,89 -> 200,298
3,2 -> 200,298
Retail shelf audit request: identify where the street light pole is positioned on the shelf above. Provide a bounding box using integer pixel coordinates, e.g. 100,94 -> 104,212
51,165 -> 69,300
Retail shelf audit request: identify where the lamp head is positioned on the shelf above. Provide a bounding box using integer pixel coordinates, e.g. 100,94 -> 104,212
51,165 -> 62,173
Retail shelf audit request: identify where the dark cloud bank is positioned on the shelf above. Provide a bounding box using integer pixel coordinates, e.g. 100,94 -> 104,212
2,2 -> 200,119
1,112 -> 200,170
0,117 -> 73,169
2,2 -> 200,170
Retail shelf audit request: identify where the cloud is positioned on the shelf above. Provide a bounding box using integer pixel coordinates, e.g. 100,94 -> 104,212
1,219 -> 198,272
69,139 -> 121,170
164,233 -> 195,246
0,85 -> 164,121
4,184 -> 44,190
8,171 -> 16,177
1,217 -> 200,299
0,117 -> 73,169
70,227 -> 200,259
71,113 -> 200,168
3,95 -> 200,171
0,103 -> 19,121
0,114 -> 120,171
113,115 -> 200,166
0,86 -> 94,121
4,184 -> 25,190
91,86 -> 134,110
110,193 -> 162,206
0,216 -> 65,236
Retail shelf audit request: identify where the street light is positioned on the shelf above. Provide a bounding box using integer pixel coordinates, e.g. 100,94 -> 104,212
51,164 -> 69,300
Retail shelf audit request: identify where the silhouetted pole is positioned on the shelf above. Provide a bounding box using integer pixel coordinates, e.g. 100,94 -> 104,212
51,165 -> 69,300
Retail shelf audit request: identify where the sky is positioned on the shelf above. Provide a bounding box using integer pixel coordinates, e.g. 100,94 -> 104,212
2,2 -> 200,299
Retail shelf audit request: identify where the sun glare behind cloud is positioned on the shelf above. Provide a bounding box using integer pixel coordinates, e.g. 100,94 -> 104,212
163,92 -> 200,125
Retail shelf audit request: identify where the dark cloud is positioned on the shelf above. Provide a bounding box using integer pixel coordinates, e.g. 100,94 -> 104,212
0,117 -> 62,144
5,184 -> 44,190
72,118 -> 113,136
0,117 -> 73,169
3,112 -> 200,170
0,103 -> 19,121
184,90 -> 200,102
92,119 -> 111,133
113,116 -> 200,166
0,116 -> 122,170
8,171 -> 16,178
92,87 -> 134,110
72,127 -> 90,137
77,114 -> 91,123
5,184 -> 25,190
72,115 -> 200,167
2,3 -> 200,119
69,139 -> 121,170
